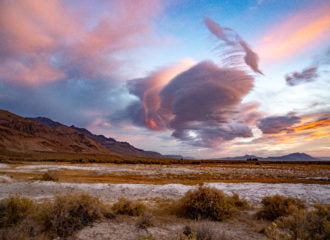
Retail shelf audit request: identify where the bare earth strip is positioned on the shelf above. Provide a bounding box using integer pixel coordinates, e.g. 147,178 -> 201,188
0,181 -> 329,204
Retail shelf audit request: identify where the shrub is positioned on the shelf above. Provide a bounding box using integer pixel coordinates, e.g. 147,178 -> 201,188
265,205 -> 330,240
176,186 -> 239,221
258,195 -> 305,220
40,170 -> 59,181
0,195 -> 34,227
41,193 -> 104,237
136,213 -> 155,229
112,198 -> 146,216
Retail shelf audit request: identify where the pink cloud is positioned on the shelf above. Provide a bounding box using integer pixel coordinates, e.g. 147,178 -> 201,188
0,0 -> 162,85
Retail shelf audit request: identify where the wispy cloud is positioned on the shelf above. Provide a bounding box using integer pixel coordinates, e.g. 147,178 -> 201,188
204,18 -> 263,74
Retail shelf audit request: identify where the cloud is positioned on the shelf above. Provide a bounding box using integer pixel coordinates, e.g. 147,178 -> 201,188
257,115 -> 301,134
124,59 -> 256,147
285,67 -> 319,86
257,2 -> 330,62
120,18 -> 262,147
204,18 -> 263,74
160,61 -> 255,146
0,0 -> 164,125
126,59 -> 196,130
285,47 -> 330,86
0,0 -> 162,86
294,118 -> 330,133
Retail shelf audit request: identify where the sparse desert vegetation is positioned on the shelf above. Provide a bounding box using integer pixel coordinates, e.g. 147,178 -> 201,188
0,160 -> 329,239
0,190 -> 328,240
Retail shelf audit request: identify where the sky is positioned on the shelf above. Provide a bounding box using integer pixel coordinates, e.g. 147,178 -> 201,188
0,0 -> 329,158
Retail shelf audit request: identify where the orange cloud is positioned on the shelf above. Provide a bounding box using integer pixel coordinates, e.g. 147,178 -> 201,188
257,2 -> 330,62
294,118 -> 330,132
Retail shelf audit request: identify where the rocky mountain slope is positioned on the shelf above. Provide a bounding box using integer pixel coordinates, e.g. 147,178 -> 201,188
1,110 -> 162,158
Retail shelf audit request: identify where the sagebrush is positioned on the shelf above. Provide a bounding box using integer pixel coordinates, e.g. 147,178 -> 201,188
258,194 -> 305,220
175,185 -> 246,221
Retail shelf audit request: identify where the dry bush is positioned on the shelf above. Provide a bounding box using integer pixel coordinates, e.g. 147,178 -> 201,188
40,193 -> 105,238
265,205 -> 330,240
136,213 -> 155,229
257,195 -> 305,221
112,198 -> 146,216
175,186 -> 240,221
0,195 -> 34,227
40,170 -> 59,181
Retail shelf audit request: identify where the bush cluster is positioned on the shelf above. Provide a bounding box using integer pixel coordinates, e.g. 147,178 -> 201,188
176,185 -> 247,221
2,191 -> 328,240
266,204 -> 330,240
0,193 -> 111,239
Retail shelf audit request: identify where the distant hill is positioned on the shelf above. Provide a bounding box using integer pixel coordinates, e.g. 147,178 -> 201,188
212,152 -> 320,161
27,114 -> 163,158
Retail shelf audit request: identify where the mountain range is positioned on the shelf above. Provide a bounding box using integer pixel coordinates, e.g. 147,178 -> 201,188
211,152 -> 320,161
0,109 -> 324,161
0,110 -> 162,158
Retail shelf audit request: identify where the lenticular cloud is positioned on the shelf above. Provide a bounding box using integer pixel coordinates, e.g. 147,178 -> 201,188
123,18 -> 262,147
